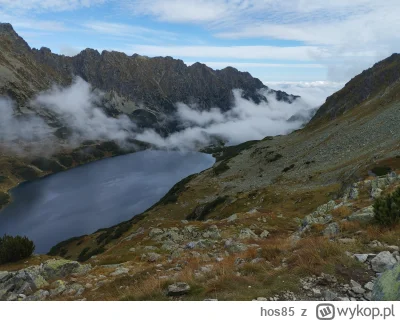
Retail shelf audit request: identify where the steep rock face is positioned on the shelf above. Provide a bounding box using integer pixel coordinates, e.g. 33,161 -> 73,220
0,23 -> 298,132
311,53 -> 400,123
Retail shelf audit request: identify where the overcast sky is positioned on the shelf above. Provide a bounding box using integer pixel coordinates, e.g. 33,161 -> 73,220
1,0 -> 399,98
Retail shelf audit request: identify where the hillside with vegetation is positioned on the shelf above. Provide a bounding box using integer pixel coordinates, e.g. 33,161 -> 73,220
1,22 -> 400,301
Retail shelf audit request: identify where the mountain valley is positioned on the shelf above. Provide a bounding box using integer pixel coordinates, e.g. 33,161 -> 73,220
1,23 -> 400,301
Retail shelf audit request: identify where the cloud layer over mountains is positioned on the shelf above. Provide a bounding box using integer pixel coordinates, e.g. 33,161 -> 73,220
0,78 -> 321,155
136,89 -> 315,150
0,78 -> 135,155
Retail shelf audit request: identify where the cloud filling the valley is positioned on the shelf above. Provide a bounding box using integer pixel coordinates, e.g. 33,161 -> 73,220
1,78 -> 324,155
0,77 -> 135,155
135,88 -> 317,150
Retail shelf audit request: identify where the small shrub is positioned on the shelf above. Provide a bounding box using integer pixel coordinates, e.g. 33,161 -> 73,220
0,234 -> 35,264
373,187 -> 400,226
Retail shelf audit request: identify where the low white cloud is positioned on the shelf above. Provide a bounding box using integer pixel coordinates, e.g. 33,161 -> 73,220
0,77 -> 136,155
31,77 -> 136,143
264,81 -> 344,107
0,98 -> 55,155
136,89 -> 315,150
1,78 -> 338,156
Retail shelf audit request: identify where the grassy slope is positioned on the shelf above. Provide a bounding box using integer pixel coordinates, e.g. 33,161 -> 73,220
18,73 -> 399,300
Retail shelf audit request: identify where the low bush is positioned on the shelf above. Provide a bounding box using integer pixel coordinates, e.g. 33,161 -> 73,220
0,234 -> 35,264
373,187 -> 400,226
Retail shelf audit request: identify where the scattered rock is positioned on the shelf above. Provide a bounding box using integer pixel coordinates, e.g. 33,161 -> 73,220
202,225 -> 221,239
353,253 -> 376,263
312,288 -> 322,297
371,188 -> 383,199
260,230 -> 270,238
370,251 -> 397,273
238,228 -> 259,240
110,267 -> 129,277
167,282 -> 191,296
364,282 -> 374,291
224,239 -> 248,253
147,252 -> 161,262
323,290 -> 337,301
348,206 -> 375,222
149,228 -> 163,239
350,280 -> 365,294
323,222 -> 340,237
349,188 -> 359,200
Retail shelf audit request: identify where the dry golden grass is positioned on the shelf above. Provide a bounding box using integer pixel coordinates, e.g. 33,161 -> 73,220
287,237 -> 343,275
332,206 -> 353,219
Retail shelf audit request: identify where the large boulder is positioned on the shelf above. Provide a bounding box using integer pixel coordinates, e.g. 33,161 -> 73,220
167,282 -> 191,296
348,206 -> 375,222
0,259 -> 92,301
41,259 -> 91,280
372,264 -> 400,300
202,225 -> 221,239
224,239 -> 248,253
370,251 -> 397,273
371,188 -> 383,199
348,188 -> 359,200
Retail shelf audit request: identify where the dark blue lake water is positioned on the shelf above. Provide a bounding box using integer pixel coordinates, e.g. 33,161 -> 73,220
0,150 -> 214,253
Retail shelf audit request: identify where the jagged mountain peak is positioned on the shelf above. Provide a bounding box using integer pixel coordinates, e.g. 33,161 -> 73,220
0,22 -> 31,53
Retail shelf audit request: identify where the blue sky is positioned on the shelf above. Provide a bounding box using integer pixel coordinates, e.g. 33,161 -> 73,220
1,0 -> 400,98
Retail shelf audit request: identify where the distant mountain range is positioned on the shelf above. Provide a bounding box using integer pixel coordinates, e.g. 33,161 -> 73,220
0,22 -> 298,135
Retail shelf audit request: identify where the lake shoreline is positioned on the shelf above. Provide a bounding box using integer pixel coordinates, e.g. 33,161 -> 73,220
0,150 -> 215,253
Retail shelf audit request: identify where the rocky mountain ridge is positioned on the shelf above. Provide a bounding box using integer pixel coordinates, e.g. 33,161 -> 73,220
310,53 -> 400,123
0,22 -> 298,134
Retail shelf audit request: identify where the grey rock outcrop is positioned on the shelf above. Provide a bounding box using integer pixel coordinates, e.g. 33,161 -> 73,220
370,251 -> 397,273
0,259 -> 91,301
